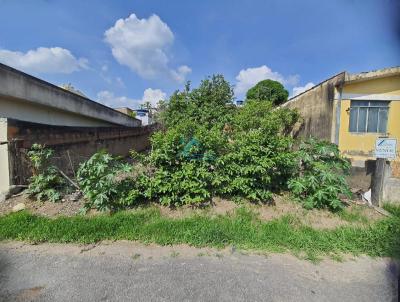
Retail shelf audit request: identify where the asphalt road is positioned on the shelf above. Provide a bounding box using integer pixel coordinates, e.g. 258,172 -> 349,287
0,242 -> 398,302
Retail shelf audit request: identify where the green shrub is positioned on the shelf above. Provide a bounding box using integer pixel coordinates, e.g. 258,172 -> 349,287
138,77 -> 301,206
77,150 -> 136,212
146,87 -> 299,205
73,75 -> 351,212
26,144 -> 66,202
288,139 -> 351,210
144,127 -> 218,206
214,100 -> 299,202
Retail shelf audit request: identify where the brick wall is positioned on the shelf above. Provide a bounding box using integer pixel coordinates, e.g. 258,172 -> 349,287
7,119 -> 157,186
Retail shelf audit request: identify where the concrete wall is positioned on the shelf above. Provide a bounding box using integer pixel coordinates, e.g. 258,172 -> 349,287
0,118 -> 9,193
0,96 -> 113,127
0,63 -> 141,127
347,161 -> 376,191
281,73 -> 345,141
6,119 -> 157,187
383,177 -> 400,204
115,107 -> 134,116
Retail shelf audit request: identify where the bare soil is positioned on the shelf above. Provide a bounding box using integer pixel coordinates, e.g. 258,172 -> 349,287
153,195 -> 383,229
0,193 -> 383,229
0,194 -> 84,217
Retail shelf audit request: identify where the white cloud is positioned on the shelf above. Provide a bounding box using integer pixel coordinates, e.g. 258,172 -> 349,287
97,90 -> 134,108
141,88 -> 167,107
285,74 -> 300,86
104,13 -> 191,83
97,88 -> 166,109
171,65 -> 192,83
0,47 -> 88,74
234,65 -> 299,96
292,82 -> 315,97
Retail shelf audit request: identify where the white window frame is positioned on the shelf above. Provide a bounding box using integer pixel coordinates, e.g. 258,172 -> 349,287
349,100 -> 389,133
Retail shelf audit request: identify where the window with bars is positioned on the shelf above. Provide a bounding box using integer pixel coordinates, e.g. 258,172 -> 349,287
349,100 -> 389,133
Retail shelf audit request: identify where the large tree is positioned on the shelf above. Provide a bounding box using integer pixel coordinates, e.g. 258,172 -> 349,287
246,79 -> 289,106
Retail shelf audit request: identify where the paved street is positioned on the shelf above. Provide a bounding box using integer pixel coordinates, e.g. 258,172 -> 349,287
0,241 -> 398,302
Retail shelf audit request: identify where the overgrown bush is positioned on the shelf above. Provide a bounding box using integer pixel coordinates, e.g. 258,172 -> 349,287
145,77 -> 300,205
77,150 -> 137,212
141,125 -> 220,206
26,144 -> 66,202
288,139 -> 351,210
73,74 -> 352,212
215,100 -> 299,202
139,76 -> 235,206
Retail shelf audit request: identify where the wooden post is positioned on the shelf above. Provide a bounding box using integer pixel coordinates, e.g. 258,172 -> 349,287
371,158 -> 389,207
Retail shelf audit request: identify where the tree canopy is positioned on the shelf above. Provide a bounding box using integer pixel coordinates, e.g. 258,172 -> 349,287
161,74 -> 235,129
246,79 -> 289,106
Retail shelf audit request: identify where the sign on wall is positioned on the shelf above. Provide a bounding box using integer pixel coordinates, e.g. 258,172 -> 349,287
375,138 -> 397,159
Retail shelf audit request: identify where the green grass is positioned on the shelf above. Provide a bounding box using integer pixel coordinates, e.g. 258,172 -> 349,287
338,207 -> 369,224
383,203 -> 400,218
0,207 -> 399,259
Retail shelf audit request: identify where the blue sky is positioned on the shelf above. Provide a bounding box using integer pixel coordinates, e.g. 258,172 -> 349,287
0,0 -> 399,108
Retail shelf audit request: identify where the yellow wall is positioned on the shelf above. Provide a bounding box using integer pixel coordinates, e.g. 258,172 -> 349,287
342,75 -> 400,95
338,75 -> 400,163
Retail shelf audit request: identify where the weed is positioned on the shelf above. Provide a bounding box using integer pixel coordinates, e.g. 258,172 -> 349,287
329,253 -> 344,262
338,207 -> 368,224
170,251 -> 180,258
26,144 -> 68,202
288,139 -> 351,211
77,150 -> 135,212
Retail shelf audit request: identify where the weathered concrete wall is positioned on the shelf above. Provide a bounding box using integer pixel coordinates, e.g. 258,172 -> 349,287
383,177 -> 400,204
6,119 -> 157,186
0,118 -> 9,193
0,63 -> 140,127
347,161 -> 376,191
281,73 -> 345,141
382,161 -> 400,205
0,96 -> 113,127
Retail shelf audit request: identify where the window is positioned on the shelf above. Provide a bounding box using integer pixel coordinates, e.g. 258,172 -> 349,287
349,100 -> 389,133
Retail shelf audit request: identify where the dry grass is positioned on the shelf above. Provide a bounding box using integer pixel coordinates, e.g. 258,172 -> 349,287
0,193 -> 383,229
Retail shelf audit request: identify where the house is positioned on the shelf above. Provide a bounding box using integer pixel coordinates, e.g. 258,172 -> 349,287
0,64 -> 153,197
0,63 -> 141,128
235,100 -> 245,107
115,107 -> 154,126
283,66 -> 400,203
133,109 -> 153,126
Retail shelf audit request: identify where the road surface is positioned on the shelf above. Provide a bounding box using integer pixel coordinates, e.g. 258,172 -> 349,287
0,241 -> 398,301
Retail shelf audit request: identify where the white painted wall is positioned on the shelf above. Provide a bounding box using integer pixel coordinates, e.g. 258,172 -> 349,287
0,63 -> 140,127
0,118 -> 9,194
0,97 -> 112,127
